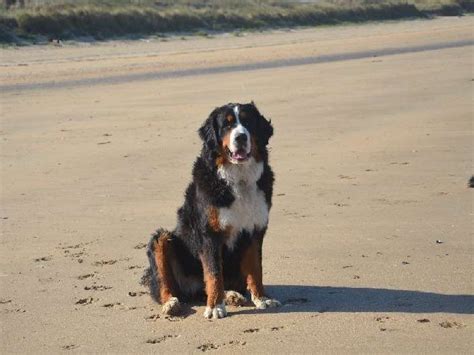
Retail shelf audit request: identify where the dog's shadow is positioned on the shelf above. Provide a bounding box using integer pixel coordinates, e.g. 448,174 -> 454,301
233,285 -> 474,315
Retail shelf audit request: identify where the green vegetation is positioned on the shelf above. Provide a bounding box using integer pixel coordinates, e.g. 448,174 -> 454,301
1,1 -> 473,44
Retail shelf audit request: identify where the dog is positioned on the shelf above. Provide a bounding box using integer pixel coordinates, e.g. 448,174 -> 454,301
143,102 -> 280,319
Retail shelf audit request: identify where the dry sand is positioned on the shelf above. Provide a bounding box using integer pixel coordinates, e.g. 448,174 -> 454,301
1,17 -> 473,353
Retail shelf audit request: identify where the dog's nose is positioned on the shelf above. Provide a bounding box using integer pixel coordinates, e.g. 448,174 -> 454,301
235,133 -> 248,145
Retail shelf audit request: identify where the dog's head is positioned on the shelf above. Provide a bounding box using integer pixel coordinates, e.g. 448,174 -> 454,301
199,102 -> 273,166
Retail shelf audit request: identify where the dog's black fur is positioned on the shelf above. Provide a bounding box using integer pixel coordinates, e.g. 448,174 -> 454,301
142,102 -> 275,315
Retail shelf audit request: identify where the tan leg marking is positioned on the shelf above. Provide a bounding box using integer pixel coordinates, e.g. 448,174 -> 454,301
153,233 -> 176,304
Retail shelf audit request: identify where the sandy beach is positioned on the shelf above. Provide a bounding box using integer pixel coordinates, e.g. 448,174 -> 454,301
1,16 -> 473,353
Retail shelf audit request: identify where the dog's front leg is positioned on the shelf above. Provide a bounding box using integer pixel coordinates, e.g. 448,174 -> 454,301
199,247 -> 227,319
241,240 -> 281,309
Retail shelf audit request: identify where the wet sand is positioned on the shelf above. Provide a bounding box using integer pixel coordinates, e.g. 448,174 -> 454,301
1,17 -> 473,353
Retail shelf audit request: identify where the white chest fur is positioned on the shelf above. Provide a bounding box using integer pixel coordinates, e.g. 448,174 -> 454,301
217,159 -> 269,250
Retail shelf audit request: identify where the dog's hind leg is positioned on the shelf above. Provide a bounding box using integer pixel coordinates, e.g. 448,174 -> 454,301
146,229 -> 181,315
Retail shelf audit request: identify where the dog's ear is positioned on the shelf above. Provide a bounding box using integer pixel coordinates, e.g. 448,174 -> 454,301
198,107 -> 220,152
251,102 -> 273,146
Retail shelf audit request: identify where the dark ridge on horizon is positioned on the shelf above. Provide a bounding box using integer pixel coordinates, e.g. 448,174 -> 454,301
1,0 -> 473,44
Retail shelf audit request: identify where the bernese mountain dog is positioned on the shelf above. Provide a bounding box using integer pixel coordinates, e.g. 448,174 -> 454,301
143,102 -> 281,319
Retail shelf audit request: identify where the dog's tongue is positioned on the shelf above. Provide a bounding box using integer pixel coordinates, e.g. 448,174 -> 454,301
232,150 -> 247,161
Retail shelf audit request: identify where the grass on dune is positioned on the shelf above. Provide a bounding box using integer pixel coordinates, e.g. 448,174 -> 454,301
0,0 -> 472,44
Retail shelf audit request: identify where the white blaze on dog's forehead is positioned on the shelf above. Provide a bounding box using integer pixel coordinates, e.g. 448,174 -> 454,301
229,104 -> 251,156
233,105 -> 240,123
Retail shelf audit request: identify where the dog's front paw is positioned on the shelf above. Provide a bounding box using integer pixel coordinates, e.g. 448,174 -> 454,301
161,297 -> 181,315
203,302 -> 227,319
252,295 -> 281,310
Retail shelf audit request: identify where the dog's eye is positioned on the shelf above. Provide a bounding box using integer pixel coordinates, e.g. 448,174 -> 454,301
240,117 -> 255,131
220,121 -> 232,134
222,121 -> 233,130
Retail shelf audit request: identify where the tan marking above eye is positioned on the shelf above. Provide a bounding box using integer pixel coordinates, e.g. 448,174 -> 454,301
226,115 -> 235,124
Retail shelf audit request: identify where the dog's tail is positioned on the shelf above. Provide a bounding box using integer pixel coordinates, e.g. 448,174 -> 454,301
140,265 -> 153,288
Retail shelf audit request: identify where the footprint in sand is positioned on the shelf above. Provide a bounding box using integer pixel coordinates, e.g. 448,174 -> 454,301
134,242 -> 147,249
375,316 -> 398,332
146,335 -> 179,344
128,291 -> 148,297
243,328 -> 260,333
197,341 -> 246,352
439,321 -> 466,329
84,285 -> 112,291
75,297 -> 97,305
1,299 -> 26,314
62,344 -> 79,350
127,265 -> 143,270
338,175 -> 355,180
93,260 -> 117,266
3,308 -> 26,314
145,314 -> 161,321
59,242 -> 94,263
197,343 -> 219,352
271,326 -> 284,331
